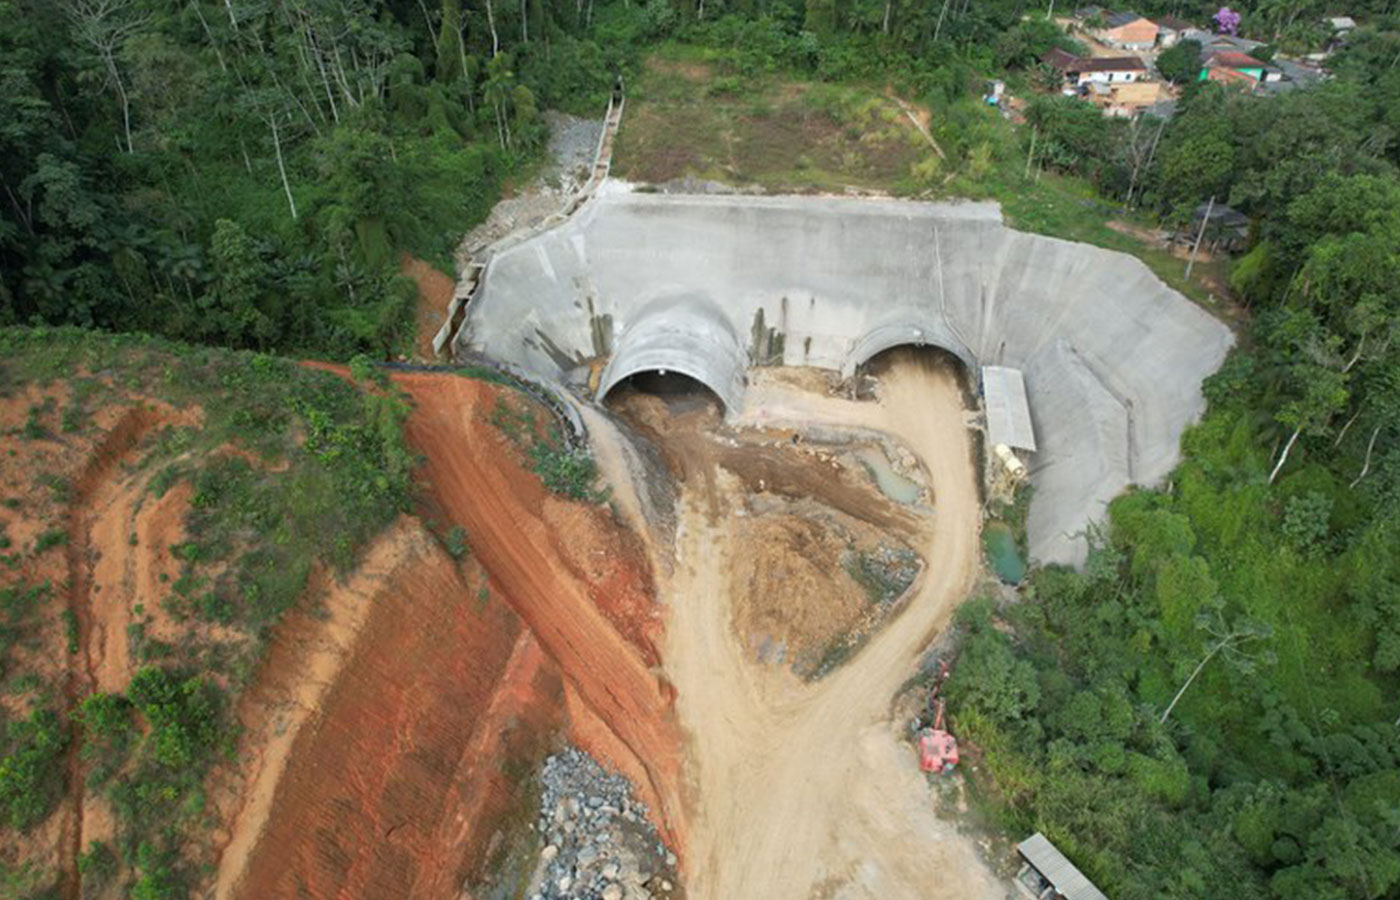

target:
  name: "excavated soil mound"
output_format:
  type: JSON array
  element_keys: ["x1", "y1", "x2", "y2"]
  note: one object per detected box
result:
[{"x1": 729, "y1": 510, "x2": 918, "y2": 678}]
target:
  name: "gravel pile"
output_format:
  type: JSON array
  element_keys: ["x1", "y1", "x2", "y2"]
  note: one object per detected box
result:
[
  {"x1": 544, "y1": 111, "x2": 605, "y2": 191},
  {"x1": 456, "y1": 112, "x2": 604, "y2": 263},
  {"x1": 527, "y1": 747, "x2": 680, "y2": 900}
]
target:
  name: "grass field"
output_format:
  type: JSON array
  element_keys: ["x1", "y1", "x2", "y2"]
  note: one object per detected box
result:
[
  {"x1": 614, "y1": 45, "x2": 1235, "y2": 316},
  {"x1": 613, "y1": 49, "x2": 931, "y2": 194}
]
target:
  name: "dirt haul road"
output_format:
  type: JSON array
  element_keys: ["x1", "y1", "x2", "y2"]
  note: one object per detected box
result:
[{"x1": 661, "y1": 356, "x2": 1003, "y2": 900}]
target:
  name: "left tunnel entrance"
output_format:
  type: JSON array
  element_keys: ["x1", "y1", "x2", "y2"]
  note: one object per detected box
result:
[
  {"x1": 604, "y1": 369, "x2": 725, "y2": 430},
  {"x1": 595, "y1": 294, "x2": 748, "y2": 414}
]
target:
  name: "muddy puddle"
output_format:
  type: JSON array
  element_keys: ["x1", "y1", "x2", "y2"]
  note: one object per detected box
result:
[{"x1": 850, "y1": 445, "x2": 924, "y2": 505}]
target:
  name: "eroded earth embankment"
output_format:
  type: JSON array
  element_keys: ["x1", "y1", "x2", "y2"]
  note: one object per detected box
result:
[
  {"x1": 0, "y1": 347, "x2": 683, "y2": 900},
  {"x1": 223, "y1": 371, "x2": 685, "y2": 899}
]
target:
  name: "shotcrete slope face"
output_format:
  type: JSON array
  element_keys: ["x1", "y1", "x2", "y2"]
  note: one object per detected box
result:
[{"x1": 460, "y1": 190, "x2": 1234, "y2": 565}]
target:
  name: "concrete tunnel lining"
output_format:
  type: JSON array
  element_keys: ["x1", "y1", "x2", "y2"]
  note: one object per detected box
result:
[
  {"x1": 597, "y1": 293, "x2": 748, "y2": 411},
  {"x1": 843, "y1": 321, "x2": 977, "y2": 379},
  {"x1": 458, "y1": 189, "x2": 1235, "y2": 567}
]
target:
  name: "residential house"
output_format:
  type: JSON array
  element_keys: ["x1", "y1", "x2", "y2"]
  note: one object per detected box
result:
[
  {"x1": 1153, "y1": 15, "x2": 1193, "y2": 47},
  {"x1": 1201, "y1": 50, "x2": 1267, "y2": 83},
  {"x1": 1098, "y1": 11, "x2": 1159, "y2": 50},
  {"x1": 1183, "y1": 29, "x2": 1266, "y2": 54},
  {"x1": 1271, "y1": 56, "x2": 1325, "y2": 88},
  {"x1": 1040, "y1": 47, "x2": 1083, "y2": 89},
  {"x1": 1072, "y1": 56, "x2": 1149, "y2": 85}
]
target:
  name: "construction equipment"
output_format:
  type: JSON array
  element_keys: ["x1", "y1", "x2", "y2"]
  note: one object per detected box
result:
[
  {"x1": 919, "y1": 701, "x2": 960, "y2": 774},
  {"x1": 917, "y1": 661, "x2": 960, "y2": 775}
]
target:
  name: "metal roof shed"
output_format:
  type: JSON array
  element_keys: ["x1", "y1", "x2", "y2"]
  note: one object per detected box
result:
[
  {"x1": 1017, "y1": 833, "x2": 1108, "y2": 900},
  {"x1": 982, "y1": 366, "x2": 1037, "y2": 453}
]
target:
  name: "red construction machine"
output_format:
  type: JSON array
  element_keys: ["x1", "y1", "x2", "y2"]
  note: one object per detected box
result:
[{"x1": 917, "y1": 661, "x2": 960, "y2": 775}]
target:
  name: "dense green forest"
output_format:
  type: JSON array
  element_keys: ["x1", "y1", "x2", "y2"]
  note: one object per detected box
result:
[
  {"x1": 1, "y1": 0, "x2": 1398, "y2": 897},
  {"x1": 0, "y1": 0, "x2": 647, "y2": 357}
]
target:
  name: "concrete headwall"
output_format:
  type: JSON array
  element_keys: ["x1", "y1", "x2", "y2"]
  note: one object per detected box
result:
[{"x1": 457, "y1": 187, "x2": 1234, "y2": 566}]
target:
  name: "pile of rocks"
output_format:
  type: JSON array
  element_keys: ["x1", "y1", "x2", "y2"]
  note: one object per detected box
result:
[{"x1": 527, "y1": 747, "x2": 680, "y2": 900}]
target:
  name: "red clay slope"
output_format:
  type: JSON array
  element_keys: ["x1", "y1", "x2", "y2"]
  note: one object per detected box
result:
[
  {"x1": 394, "y1": 372, "x2": 685, "y2": 847},
  {"x1": 230, "y1": 532, "x2": 560, "y2": 899}
]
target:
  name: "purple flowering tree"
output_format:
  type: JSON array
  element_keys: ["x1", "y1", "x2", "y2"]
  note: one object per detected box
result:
[{"x1": 1213, "y1": 6, "x2": 1241, "y2": 34}]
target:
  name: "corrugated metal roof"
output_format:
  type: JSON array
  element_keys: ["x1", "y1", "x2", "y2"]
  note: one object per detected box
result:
[
  {"x1": 982, "y1": 366, "x2": 1037, "y2": 453},
  {"x1": 1018, "y1": 833, "x2": 1109, "y2": 900},
  {"x1": 1105, "y1": 10, "x2": 1145, "y2": 27}
]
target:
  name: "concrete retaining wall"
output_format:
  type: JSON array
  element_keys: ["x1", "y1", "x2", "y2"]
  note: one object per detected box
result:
[{"x1": 457, "y1": 187, "x2": 1234, "y2": 566}]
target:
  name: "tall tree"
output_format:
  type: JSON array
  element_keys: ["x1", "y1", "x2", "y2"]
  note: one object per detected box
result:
[{"x1": 61, "y1": 0, "x2": 148, "y2": 152}]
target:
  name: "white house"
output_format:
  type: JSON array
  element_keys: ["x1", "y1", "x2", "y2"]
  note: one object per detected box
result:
[{"x1": 1072, "y1": 56, "x2": 1149, "y2": 84}]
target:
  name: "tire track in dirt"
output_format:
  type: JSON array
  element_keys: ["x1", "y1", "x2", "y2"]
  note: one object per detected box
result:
[{"x1": 393, "y1": 372, "x2": 687, "y2": 849}]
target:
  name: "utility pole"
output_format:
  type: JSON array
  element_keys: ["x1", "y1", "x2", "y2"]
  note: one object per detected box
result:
[
  {"x1": 1024, "y1": 125, "x2": 1038, "y2": 180},
  {"x1": 1184, "y1": 194, "x2": 1214, "y2": 280}
]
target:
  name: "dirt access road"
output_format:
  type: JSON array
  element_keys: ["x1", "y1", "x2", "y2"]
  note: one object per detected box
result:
[{"x1": 658, "y1": 356, "x2": 1004, "y2": 900}]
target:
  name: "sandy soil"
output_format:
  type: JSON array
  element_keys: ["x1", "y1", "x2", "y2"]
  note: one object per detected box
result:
[
  {"x1": 728, "y1": 508, "x2": 913, "y2": 676},
  {"x1": 657, "y1": 353, "x2": 1003, "y2": 900}
]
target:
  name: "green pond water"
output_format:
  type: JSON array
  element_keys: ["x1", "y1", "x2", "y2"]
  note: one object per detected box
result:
[{"x1": 983, "y1": 521, "x2": 1026, "y2": 584}]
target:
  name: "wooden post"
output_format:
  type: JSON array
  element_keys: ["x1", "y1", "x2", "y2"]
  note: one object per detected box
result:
[{"x1": 1185, "y1": 195, "x2": 1214, "y2": 280}]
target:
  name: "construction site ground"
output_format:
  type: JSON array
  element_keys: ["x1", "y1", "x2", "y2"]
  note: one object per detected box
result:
[
  {"x1": 600, "y1": 351, "x2": 1005, "y2": 900},
  {"x1": 1, "y1": 320, "x2": 1011, "y2": 900},
  {"x1": 4, "y1": 92, "x2": 1031, "y2": 895}
]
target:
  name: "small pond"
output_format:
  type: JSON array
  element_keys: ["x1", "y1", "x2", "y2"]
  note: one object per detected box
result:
[
  {"x1": 983, "y1": 520, "x2": 1026, "y2": 584},
  {"x1": 853, "y1": 446, "x2": 922, "y2": 505}
]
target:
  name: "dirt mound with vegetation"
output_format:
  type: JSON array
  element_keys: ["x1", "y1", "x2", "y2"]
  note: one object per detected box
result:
[
  {"x1": 0, "y1": 329, "x2": 677, "y2": 900},
  {"x1": 0, "y1": 330, "x2": 418, "y2": 898}
]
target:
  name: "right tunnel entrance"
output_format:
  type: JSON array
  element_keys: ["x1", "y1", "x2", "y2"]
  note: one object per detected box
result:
[{"x1": 855, "y1": 344, "x2": 976, "y2": 408}]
